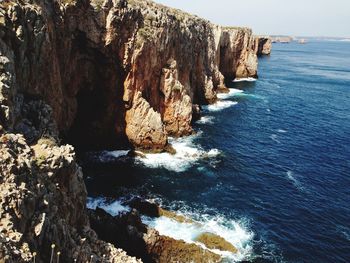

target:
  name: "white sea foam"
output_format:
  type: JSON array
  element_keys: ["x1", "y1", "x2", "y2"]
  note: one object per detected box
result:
[
  {"x1": 204, "y1": 101, "x2": 238, "y2": 112},
  {"x1": 87, "y1": 197, "x2": 130, "y2": 216},
  {"x1": 142, "y1": 212, "x2": 253, "y2": 262},
  {"x1": 337, "y1": 226, "x2": 350, "y2": 241},
  {"x1": 277, "y1": 129, "x2": 287, "y2": 133},
  {"x1": 217, "y1": 88, "x2": 244, "y2": 99},
  {"x1": 270, "y1": 134, "x2": 280, "y2": 143},
  {"x1": 136, "y1": 134, "x2": 221, "y2": 172},
  {"x1": 96, "y1": 150, "x2": 130, "y2": 162},
  {"x1": 233, "y1": 77, "x2": 257, "y2": 82},
  {"x1": 286, "y1": 171, "x2": 304, "y2": 191},
  {"x1": 107, "y1": 150, "x2": 130, "y2": 158},
  {"x1": 196, "y1": 116, "x2": 215, "y2": 124}
]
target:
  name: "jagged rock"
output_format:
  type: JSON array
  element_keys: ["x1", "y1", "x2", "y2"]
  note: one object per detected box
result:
[
  {"x1": 0, "y1": 133, "x2": 140, "y2": 263},
  {"x1": 252, "y1": 36, "x2": 272, "y2": 56},
  {"x1": 144, "y1": 228, "x2": 222, "y2": 263},
  {"x1": 0, "y1": 0, "x2": 268, "y2": 261},
  {"x1": 128, "y1": 198, "x2": 193, "y2": 224},
  {"x1": 0, "y1": 0, "x2": 260, "y2": 152},
  {"x1": 125, "y1": 91, "x2": 167, "y2": 151},
  {"x1": 88, "y1": 207, "x2": 222, "y2": 263}
]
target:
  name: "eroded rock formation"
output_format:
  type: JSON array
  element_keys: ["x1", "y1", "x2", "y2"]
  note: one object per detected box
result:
[
  {"x1": 252, "y1": 36, "x2": 272, "y2": 56},
  {"x1": 88, "y1": 207, "x2": 222, "y2": 263},
  {"x1": 0, "y1": 0, "x2": 268, "y2": 261},
  {"x1": 0, "y1": 0, "x2": 259, "y2": 152},
  {"x1": 0, "y1": 134, "x2": 140, "y2": 262}
]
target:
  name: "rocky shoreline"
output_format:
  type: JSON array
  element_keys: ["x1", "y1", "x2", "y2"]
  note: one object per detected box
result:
[{"x1": 0, "y1": 0, "x2": 271, "y2": 262}]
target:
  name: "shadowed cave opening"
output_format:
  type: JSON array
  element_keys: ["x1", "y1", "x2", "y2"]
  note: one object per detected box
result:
[{"x1": 62, "y1": 32, "x2": 130, "y2": 152}]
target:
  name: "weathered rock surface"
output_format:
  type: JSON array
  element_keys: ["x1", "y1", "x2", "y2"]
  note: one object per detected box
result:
[
  {"x1": 252, "y1": 36, "x2": 272, "y2": 56},
  {"x1": 0, "y1": 0, "x2": 268, "y2": 261},
  {"x1": 195, "y1": 232, "x2": 238, "y2": 254},
  {"x1": 0, "y1": 133, "x2": 140, "y2": 262},
  {"x1": 88, "y1": 207, "x2": 222, "y2": 263},
  {"x1": 0, "y1": 0, "x2": 259, "y2": 151}
]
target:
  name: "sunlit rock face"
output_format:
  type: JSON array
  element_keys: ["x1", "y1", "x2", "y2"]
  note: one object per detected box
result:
[
  {"x1": 0, "y1": 0, "x2": 262, "y2": 261},
  {"x1": 252, "y1": 36, "x2": 272, "y2": 56},
  {"x1": 0, "y1": 0, "x2": 258, "y2": 152}
]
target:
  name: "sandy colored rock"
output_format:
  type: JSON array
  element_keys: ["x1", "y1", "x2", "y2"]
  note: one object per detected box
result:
[
  {"x1": 195, "y1": 232, "x2": 238, "y2": 254},
  {"x1": 252, "y1": 36, "x2": 272, "y2": 56},
  {"x1": 0, "y1": 0, "x2": 267, "y2": 261},
  {"x1": 144, "y1": 228, "x2": 222, "y2": 263},
  {"x1": 125, "y1": 91, "x2": 167, "y2": 151},
  {"x1": 89, "y1": 208, "x2": 222, "y2": 263},
  {"x1": 0, "y1": 0, "x2": 260, "y2": 151}
]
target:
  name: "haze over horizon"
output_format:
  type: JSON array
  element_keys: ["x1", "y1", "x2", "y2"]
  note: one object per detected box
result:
[{"x1": 153, "y1": 0, "x2": 350, "y2": 38}]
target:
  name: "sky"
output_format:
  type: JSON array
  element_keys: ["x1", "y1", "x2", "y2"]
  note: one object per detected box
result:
[{"x1": 153, "y1": 0, "x2": 350, "y2": 38}]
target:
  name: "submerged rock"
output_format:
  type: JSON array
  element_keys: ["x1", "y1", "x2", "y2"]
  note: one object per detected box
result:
[
  {"x1": 127, "y1": 198, "x2": 192, "y2": 223},
  {"x1": 88, "y1": 207, "x2": 222, "y2": 263},
  {"x1": 195, "y1": 232, "x2": 238, "y2": 254}
]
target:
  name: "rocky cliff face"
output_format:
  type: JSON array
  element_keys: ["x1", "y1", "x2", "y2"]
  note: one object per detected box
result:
[
  {"x1": 252, "y1": 36, "x2": 272, "y2": 56},
  {"x1": 0, "y1": 0, "x2": 265, "y2": 261},
  {"x1": 0, "y1": 133, "x2": 140, "y2": 262},
  {"x1": 0, "y1": 0, "x2": 258, "y2": 152}
]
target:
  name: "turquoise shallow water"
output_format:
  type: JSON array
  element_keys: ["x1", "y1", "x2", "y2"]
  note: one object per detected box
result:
[{"x1": 84, "y1": 40, "x2": 350, "y2": 262}]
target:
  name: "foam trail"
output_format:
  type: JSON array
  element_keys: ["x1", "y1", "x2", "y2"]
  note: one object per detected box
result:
[
  {"x1": 233, "y1": 77, "x2": 257, "y2": 82},
  {"x1": 204, "y1": 101, "x2": 237, "y2": 112},
  {"x1": 337, "y1": 226, "x2": 350, "y2": 241},
  {"x1": 87, "y1": 197, "x2": 130, "y2": 216},
  {"x1": 136, "y1": 134, "x2": 221, "y2": 172},
  {"x1": 270, "y1": 134, "x2": 280, "y2": 143},
  {"x1": 286, "y1": 171, "x2": 304, "y2": 191},
  {"x1": 217, "y1": 88, "x2": 244, "y2": 99},
  {"x1": 277, "y1": 129, "x2": 287, "y2": 133}
]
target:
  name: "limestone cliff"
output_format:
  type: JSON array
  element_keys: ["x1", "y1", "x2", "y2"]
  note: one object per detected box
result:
[
  {"x1": 0, "y1": 0, "x2": 266, "y2": 261},
  {"x1": 0, "y1": 0, "x2": 258, "y2": 152},
  {"x1": 0, "y1": 133, "x2": 140, "y2": 262},
  {"x1": 252, "y1": 36, "x2": 272, "y2": 56}
]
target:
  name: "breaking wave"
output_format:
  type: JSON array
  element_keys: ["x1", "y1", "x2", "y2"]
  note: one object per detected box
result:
[
  {"x1": 203, "y1": 101, "x2": 238, "y2": 112},
  {"x1": 87, "y1": 197, "x2": 130, "y2": 216},
  {"x1": 142, "y1": 207, "x2": 254, "y2": 262},
  {"x1": 196, "y1": 116, "x2": 215, "y2": 124},
  {"x1": 136, "y1": 133, "x2": 221, "y2": 172},
  {"x1": 233, "y1": 77, "x2": 257, "y2": 82},
  {"x1": 217, "y1": 89, "x2": 244, "y2": 99}
]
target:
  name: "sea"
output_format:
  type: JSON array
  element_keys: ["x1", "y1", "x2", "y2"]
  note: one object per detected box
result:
[{"x1": 84, "y1": 40, "x2": 350, "y2": 262}]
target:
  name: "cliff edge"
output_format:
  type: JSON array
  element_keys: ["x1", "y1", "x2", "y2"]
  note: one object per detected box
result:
[
  {"x1": 0, "y1": 0, "x2": 268, "y2": 262},
  {"x1": 1, "y1": 0, "x2": 259, "y2": 152}
]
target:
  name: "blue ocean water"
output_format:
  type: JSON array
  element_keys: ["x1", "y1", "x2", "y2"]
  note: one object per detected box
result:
[{"x1": 85, "y1": 41, "x2": 350, "y2": 262}]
